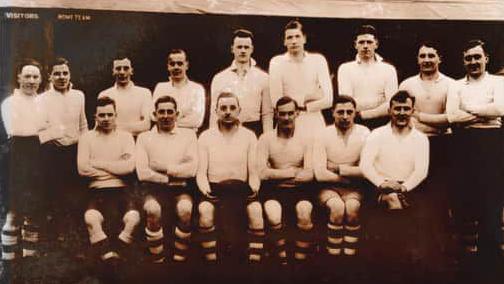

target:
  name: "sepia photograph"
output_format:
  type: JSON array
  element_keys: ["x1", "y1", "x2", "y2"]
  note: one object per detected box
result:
[{"x1": 0, "y1": 0, "x2": 504, "y2": 283}]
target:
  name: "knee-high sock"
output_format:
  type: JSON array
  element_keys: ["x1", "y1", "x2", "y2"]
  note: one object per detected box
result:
[
  {"x1": 199, "y1": 226, "x2": 218, "y2": 264},
  {"x1": 21, "y1": 219, "x2": 40, "y2": 258},
  {"x1": 248, "y1": 228, "x2": 265, "y2": 264},
  {"x1": 269, "y1": 223, "x2": 288, "y2": 265},
  {"x1": 173, "y1": 226, "x2": 191, "y2": 262},
  {"x1": 1, "y1": 220, "x2": 20, "y2": 261},
  {"x1": 326, "y1": 223, "x2": 343, "y2": 257},
  {"x1": 145, "y1": 227, "x2": 165, "y2": 263},
  {"x1": 118, "y1": 210, "x2": 140, "y2": 245},
  {"x1": 343, "y1": 224, "x2": 361, "y2": 256},
  {"x1": 294, "y1": 225, "x2": 315, "y2": 262}
]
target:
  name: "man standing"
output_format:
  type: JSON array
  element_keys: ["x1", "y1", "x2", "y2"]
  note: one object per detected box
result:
[
  {"x1": 196, "y1": 92, "x2": 264, "y2": 267},
  {"x1": 136, "y1": 95, "x2": 197, "y2": 264},
  {"x1": 98, "y1": 57, "x2": 152, "y2": 137},
  {"x1": 39, "y1": 57, "x2": 89, "y2": 243},
  {"x1": 313, "y1": 96, "x2": 369, "y2": 265},
  {"x1": 360, "y1": 91, "x2": 429, "y2": 282},
  {"x1": 269, "y1": 20, "x2": 333, "y2": 140},
  {"x1": 257, "y1": 96, "x2": 314, "y2": 267},
  {"x1": 1, "y1": 60, "x2": 47, "y2": 268},
  {"x1": 153, "y1": 49, "x2": 205, "y2": 131},
  {"x1": 78, "y1": 97, "x2": 139, "y2": 266},
  {"x1": 210, "y1": 29, "x2": 273, "y2": 136},
  {"x1": 446, "y1": 39, "x2": 504, "y2": 264},
  {"x1": 338, "y1": 25, "x2": 398, "y2": 129}
]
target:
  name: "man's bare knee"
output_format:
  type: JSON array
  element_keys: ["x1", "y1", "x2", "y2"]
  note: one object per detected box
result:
[
  {"x1": 327, "y1": 197, "x2": 345, "y2": 224},
  {"x1": 247, "y1": 201, "x2": 264, "y2": 230},
  {"x1": 176, "y1": 198, "x2": 193, "y2": 225},
  {"x1": 345, "y1": 199, "x2": 361, "y2": 224},
  {"x1": 296, "y1": 200, "x2": 313, "y2": 228},
  {"x1": 198, "y1": 201, "x2": 215, "y2": 228},
  {"x1": 264, "y1": 200, "x2": 282, "y2": 226}
]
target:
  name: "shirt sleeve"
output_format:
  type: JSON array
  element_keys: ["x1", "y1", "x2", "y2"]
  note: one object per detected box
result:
[
  {"x1": 359, "y1": 132, "x2": 387, "y2": 187},
  {"x1": 467, "y1": 77, "x2": 504, "y2": 117},
  {"x1": 209, "y1": 76, "x2": 219, "y2": 129},
  {"x1": 269, "y1": 56, "x2": 283, "y2": 107},
  {"x1": 247, "y1": 132, "x2": 260, "y2": 192},
  {"x1": 196, "y1": 132, "x2": 211, "y2": 194},
  {"x1": 170, "y1": 131, "x2": 198, "y2": 178},
  {"x1": 337, "y1": 63, "x2": 353, "y2": 97},
  {"x1": 260, "y1": 75, "x2": 274, "y2": 133},
  {"x1": 77, "y1": 132, "x2": 110, "y2": 178},
  {"x1": 79, "y1": 91, "x2": 89, "y2": 134},
  {"x1": 180, "y1": 83, "x2": 205, "y2": 129},
  {"x1": 97, "y1": 133, "x2": 136, "y2": 175},
  {"x1": 402, "y1": 133, "x2": 430, "y2": 191},
  {"x1": 306, "y1": 55, "x2": 333, "y2": 113},
  {"x1": 135, "y1": 133, "x2": 169, "y2": 184}
]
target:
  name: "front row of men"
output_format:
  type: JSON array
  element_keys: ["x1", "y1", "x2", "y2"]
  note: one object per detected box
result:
[{"x1": 74, "y1": 90, "x2": 428, "y2": 270}]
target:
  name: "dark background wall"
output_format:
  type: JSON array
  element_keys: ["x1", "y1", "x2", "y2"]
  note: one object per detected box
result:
[{"x1": 1, "y1": 7, "x2": 504, "y2": 134}]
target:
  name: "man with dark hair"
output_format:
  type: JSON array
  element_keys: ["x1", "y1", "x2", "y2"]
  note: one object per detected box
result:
[
  {"x1": 197, "y1": 92, "x2": 264, "y2": 269},
  {"x1": 257, "y1": 96, "x2": 314, "y2": 268},
  {"x1": 313, "y1": 95, "x2": 370, "y2": 268},
  {"x1": 269, "y1": 20, "x2": 333, "y2": 141},
  {"x1": 136, "y1": 95, "x2": 197, "y2": 264},
  {"x1": 446, "y1": 39, "x2": 504, "y2": 264},
  {"x1": 210, "y1": 29, "x2": 273, "y2": 136},
  {"x1": 1, "y1": 59, "x2": 46, "y2": 269},
  {"x1": 153, "y1": 49, "x2": 205, "y2": 131},
  {"x1": 98, "y1": 57, "x2": 153, "y2": 137},
  {"x1": 39, "y1": 56, "x2": 89, "y2": 244},
  {"x1": 338, "y1": 24, "x2": 398, "y2": 129},
  {"x1": 360, "y1": 90, "x2": 429, "y2": 282},
  {"x1": 78, "y1": 96, "x2": 139, "y2": 268}
]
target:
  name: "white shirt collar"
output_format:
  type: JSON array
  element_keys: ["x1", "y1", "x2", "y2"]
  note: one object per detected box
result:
[{"x1": 356, "y1": 53, "x2": 383, "y2": 64}]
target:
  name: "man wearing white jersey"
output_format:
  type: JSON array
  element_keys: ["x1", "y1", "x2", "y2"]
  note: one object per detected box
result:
[
  {"x1": 269, "y1": 20, "x2": 333, "y2": 140},
  {"x1": 258, "y1": 96, "x2": 314, "y2": 267},
  {"x1": 338, "y1": 25, "x2": 398, "y2": 129},
  {"x1": 1, "y1": 60, "x2": 47, "y2": 270},
  {"x1": 39, "y1": 57, "x2": 89, "y2": 243},
  {"x1": 98, "y1": 57, "x2": 152, "y2": 137},
  {"x1": 153, "y1": 49, "x2": 205, "y2": 131},
  {"x1": 197, "y1": 92, "x2": 264, "y2": 267},
  {"x1": 360, "y1": 91, "x2": 429, "y2": 281},
  {"x1": 210, "y1": 29, "x2": 273, "y2": 137},
  {"x1": 136, "y1": 95, "x2": 197, "y2": 264},
  {"x1": 446, "y1": 39, "x2": 504, "y2": 262},
  {"x1": 313, "y1": 95, "x2": 369, "y2": 263},
  {"x1": 78, "y1": 97, "x2": 139, "y2": 268}
]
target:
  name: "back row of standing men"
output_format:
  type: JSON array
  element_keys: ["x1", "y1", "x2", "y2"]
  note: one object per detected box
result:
[{"x1": 1, "y1": 20, "x2": 504, "y2": 280}]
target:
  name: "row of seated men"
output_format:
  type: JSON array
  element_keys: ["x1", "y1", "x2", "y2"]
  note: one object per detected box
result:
[{"x1": 1, "y1": 19, "x2": 504, "y2": 281}]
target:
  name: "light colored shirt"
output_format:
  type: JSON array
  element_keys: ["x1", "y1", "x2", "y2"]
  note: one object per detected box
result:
[
  {"x1": 39, "y1": 86, "x2": 88, "y2": 145},
  {"x1": 257, "y1": 129, "x2": 312, "y2": 180},
  {"x1": 136, "y1": 126, "x2": 197, "y2": 184},
  {"x1": 210, "y1": 59, "x2": 273, "y2": 131},
  {"x1": 446, "y1": 72, "x2": 504, "y2": 129},
  {"x1": 152, "y1": 79, "x2": 205, "y2": 130},
  {"x1": 360, "y1": 124, "x2": 429, "y2": 191},
  {"x1": 98, "y1": 82, "x2": 153, "y2": 136},
  {"x1": 77, "y1": 129, "x2": 135, "y2": 189},
  {"x1": 197, "y1": 126, "x2": 259, "y2": 192},
  {"x1": 337, "y1": 54, "x2": 398, "y2": 118},
  {"x1": 1, "y1": 89, "x2": 46, "y2": 139},
  {"x1": 399, "y1": 73, "x2": 454, "y2": 135},
  {"x1": 314, "y1": 124, "x2": 370, "y2": 182},
  {"x1": 269, "y1": 52, "x2": 333, "y2": 139}
]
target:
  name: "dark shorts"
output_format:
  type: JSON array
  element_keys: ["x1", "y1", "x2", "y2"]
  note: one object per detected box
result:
[{"x1": 5, "y1": 136, "x2": 45, "y2": 217}]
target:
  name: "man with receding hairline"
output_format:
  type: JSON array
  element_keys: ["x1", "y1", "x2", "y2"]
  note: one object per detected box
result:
[{"x1": 211, "y1": 29, "x2": 273, "y2": 136}]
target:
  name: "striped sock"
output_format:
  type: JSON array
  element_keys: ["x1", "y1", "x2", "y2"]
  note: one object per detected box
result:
[
  {"x1": 294, "y1": 225, "x2": 315, "y2": 262},
  {"x1": 21, "y1": 219, "x2": 40, "y2": 258},
  {"x1": 326, "y1": 223, "x2": 343, "y2": 257},
  {"x1": 461, "y1": 220, "x2": 478, "y2": 254},
  {"x1": 1, "y1": 223, "x2": 20, "y2": 261},
  {"x1": 269, "y1": 224, "x2": 288, "y2": 265},
  {"x1": 145, "y1": 227, "x2": 165, "y2": 263},
  {"x1": 199, "y1": 226, "x2": 218, "y2": 264},
  {"x1": 92, "y1": 238, "x2": 118, "y2": 261},
  {"x1": 173, "y1": 226, "x2": 191, "y2": 262},
  {"x1": 248, "y1": 228, "x2": 265, "y2": 264},
  {"x1": 343, "y1": 224, "x2": 361, "y2": 256}
]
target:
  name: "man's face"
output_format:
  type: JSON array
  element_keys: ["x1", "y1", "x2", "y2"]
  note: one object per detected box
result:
[
  {"x1": 17, "y1": 65, "x2": 41, "y2": 95},
  {"x1": 284, "y1": 28, "x2": 306, "y2": 54},
  {"x1": 354, "y1": 34, "x2": 378, "y2": 60},
  {"x1": 463, "y1": 45, "x2": 488, "y2": 79},
  {"x1": 95, "y1": 104, "x2": 116, "y2": 132},
  {"x1": 216, "y1": 96, "x2": 240, "y2": 125},
  {"x1": 232, "y1": 37, "x2": 254, "y2": 64},
  {"x1": 418, "y1": 46, "x2": 441, "y2": 76},
  {"x1": 390, "y1": 99, "x2": 414, "y2": 128},
  {"x1": 276, "y1": 101, "x2": 298, "y2": 130},
  {"x1": 333, "y1": 102, "x2": 356, "y2": 131},
  {"x1": 50, "y1": 64, "x2": 71, "y2": 92},
  {"x1": 155, "y1": 102, "x2": 178, "y2": 132},
  {"x1": 167, "y1": 53, "x2": 188, "y2": 81},
  {"x1": 112, "y1": 59, "x2": 133, "y2": 86}
]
